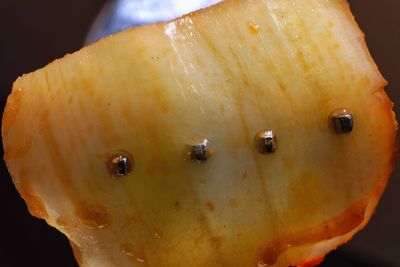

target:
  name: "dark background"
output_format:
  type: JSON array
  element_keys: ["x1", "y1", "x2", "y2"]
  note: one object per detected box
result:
[{"x1": 0, "y1": 1, "x2": 399, "y2": 266}]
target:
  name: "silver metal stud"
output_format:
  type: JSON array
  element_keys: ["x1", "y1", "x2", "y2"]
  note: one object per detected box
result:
[
  {"x1": 108, "y1": 153, "x2": 133, "y2": 178},
  {"x1": 330, "y1": 108, "x2": 353, "y2": 134},
  {"x1": 187, "y1": 139, "x2": 214, "y2": 163},
  {"x1": 255, "y1": 130, "x2": 277, "y2": 154}
]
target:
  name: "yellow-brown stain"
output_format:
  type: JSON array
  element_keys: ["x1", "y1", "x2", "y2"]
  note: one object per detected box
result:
[
  {"x1": 296, "y1": 51, "x2": 311, "y2": 72},
  {"x1": 39, "y1": 110, "x2": 81, "y2": 210},
  {"x1": 67, "y1": 133, "x2": 77, "y2": 153},
  {"x1": 241, "y1": 170, "x2": 248, "y2": 180},
  {"x1": 122, "y1": 215, "x2": 140, "y2": 229},
  {"x1": 2, "y1": 88, "x2": 23, "y2": 136},
  {"x1": 248, "y1": 22, "x2": 260, "y2": 34},
  {"x1": 277, "y1": 81, "x2": 293, "y2": 103},
  {"x1": 75, "y1": 202, "x2": 112, "y2": 229},
  {"x1": 121, "y1": 104, "x2": 137, "y2": 125},
  {"x1": 67, "y1": 94, "x2": 73, "y2": 105},
  {"x1": 316, "y1": 95, "x2": 333, "y2": 110},
  {"x1": 256, "y1": 201, "x2": 367, "y2": 265},
  {"x1": 210, "y1": 236, "x2": 224, "y2": 249},
  {"x1": 153, "y1": 87, "x2": 170, "y2": 114},
  {"x1": 287, "y1": 170, "x2": 328, "y2": 216},
  {"x1": 205, "y1": 202, "x2": 215, "y2": 211},
  {"x1": 278, "y1": 81, "x2": 287, "y2": 95},
  {"x1": 333, "y1": 42, "x2": 341, "y2": 50},
  {"x1": 77, "y1": 98, "x2": 87, "y2": 117},
  {"x1": 97, "y1": 107, "x2": 123, "y2": 146},
  {"x1": 229, "y1": 199, "x2": 239, "y2": 208},
  {"x1": 81, "y1": 78, "x2": 96, "y2": 98},
  {"x1": 173, "y1": 201, "x2": 180, "y2": 211}
]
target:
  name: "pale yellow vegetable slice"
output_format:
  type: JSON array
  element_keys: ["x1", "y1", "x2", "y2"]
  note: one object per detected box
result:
[{"x1": 2, "y1": 0, "x2": 397, "y2": 266}]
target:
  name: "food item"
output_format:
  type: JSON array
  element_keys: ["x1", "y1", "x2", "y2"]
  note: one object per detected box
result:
[{"x1": 2, "y1": 0, "x2": 397, "y2": 266}]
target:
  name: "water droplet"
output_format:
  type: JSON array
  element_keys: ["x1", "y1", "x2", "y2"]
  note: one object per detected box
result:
[
  {"x1": 121, "y1": 243, "x2": 133, "y2": 256},
  {"x1": 136, "y1": 257, "x2": 145, "y2": 263},
  {"x1": 154, "y1": 230, "x2": 162, "y2": 239}
]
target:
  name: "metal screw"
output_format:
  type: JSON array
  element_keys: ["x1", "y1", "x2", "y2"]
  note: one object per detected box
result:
[
  {"x1": 330, "y1": 108, "x2": 353, "y2": 134},
  {"x1": 255, "y1": 130, "x2": 277, "y2": 154},
  {"x1": 108, "y1": 154, "x2": 133, "y2": 178},
  {"x1": 187, "y1": 139, "x2": 214, "y2": 163}
]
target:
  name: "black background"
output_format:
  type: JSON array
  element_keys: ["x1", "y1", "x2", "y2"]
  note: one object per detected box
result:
[{"x1": 0, "y1": 1, "x2": 399, "y2": 266}]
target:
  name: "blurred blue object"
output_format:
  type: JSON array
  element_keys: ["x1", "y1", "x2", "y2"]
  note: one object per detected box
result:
[{"x1": 85, "y1": 0, "x2": 222, "y2": 44}]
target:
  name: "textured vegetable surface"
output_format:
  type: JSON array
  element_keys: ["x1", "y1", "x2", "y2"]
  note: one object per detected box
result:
[{"x1": 2, "y1": 0, "x2": 397, "y2": 266}]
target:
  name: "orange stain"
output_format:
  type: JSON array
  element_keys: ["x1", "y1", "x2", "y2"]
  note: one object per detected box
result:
[
  {"x1": 75, "y1": 202, "x2": 112, "y2": 229},
  {"x1": 14, "y1": 136, "x2": 33, "y2": 158},
  {"x1": 256, "y1": 200, "x2": 367, "y2": 265},
  {"x1": 56, "y1": 216, "x2": 69, "y2": 227},
  {"x1": 205, "y1": 202, "x2": 215, "y2": 211},
  {"x1": 298, "y1": 256, "x2": 325, "y2": 267},
  {"x1": 241, "y1": 170, "x2": 248, "y2": 180},
  {"x1": 19, "y1": 189, "x2": 49, "y2": 220},
  {"x1": 13, "y1": 168, "x2": 48, "y2": 220},
  {"x1": 210, "y1": 236, "x2": 224, "y2": 249}
]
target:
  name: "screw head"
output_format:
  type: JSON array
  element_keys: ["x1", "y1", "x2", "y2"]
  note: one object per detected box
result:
[
  {"x1": 255, "y1": 130, "x2": 277, "y2": 154},
  {"x1": 187, "y1": 139, "x2": 214, "y2": 163},
  {"x1": 330, "y1": 108, "x2": 353, "y2": 134},
  {"x1": 108, "y1": 153, "x2": 133, "y2": 178}
]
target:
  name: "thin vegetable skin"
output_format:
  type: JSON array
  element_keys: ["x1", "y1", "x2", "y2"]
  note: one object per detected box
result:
[{"x1": 2, "y1": 0, "x2": 397, "y2": 266}]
